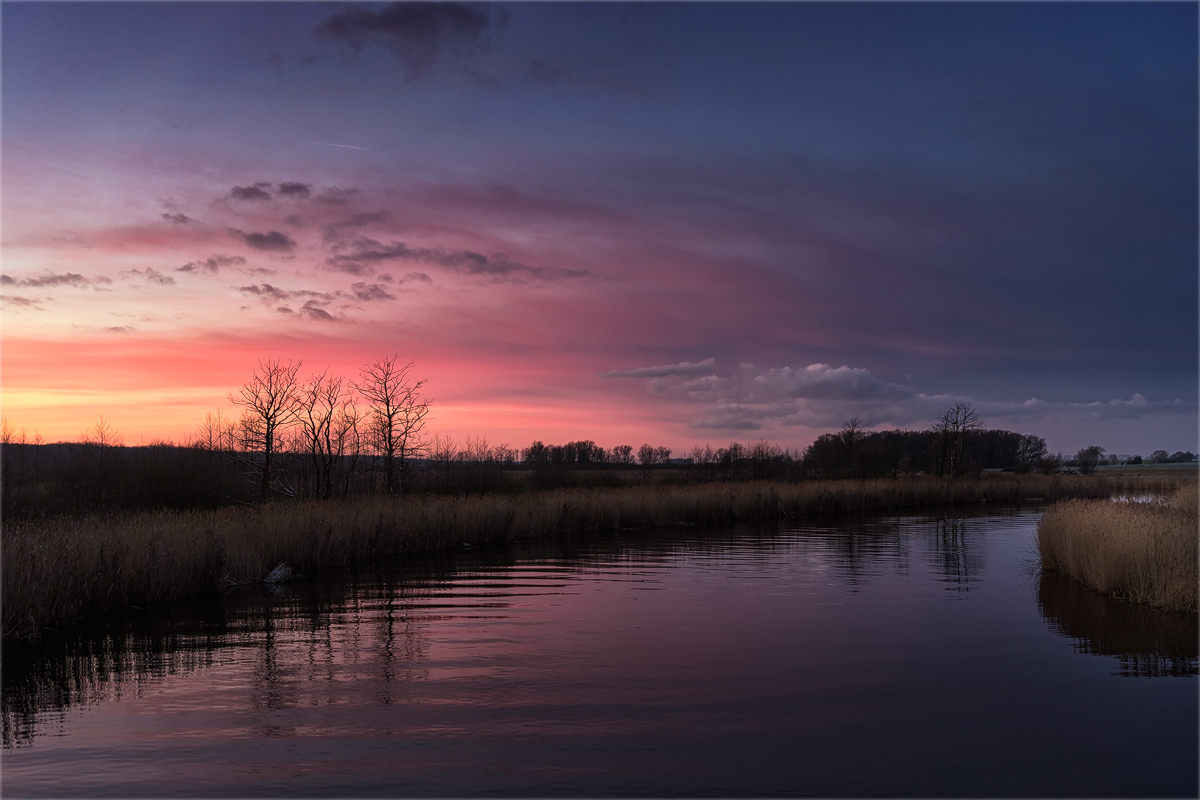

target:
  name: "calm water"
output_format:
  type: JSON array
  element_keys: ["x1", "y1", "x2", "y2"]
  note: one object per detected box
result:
[{"x1": 3, "y1": 508, "x2": 1197, "y2": 797}]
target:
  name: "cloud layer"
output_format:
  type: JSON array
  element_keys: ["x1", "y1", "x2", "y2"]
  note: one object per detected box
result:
[{"x1": 607, "y1": 359, "x2": 1195, "y2": 435}]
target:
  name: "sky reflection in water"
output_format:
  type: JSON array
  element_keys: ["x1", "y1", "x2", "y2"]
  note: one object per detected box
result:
[{"x1": 3, "y1": 509, "x2": 1196, "y2": 797}]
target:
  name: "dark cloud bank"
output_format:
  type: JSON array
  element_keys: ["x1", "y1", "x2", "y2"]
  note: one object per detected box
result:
[{"x1": 316, "y1": 2, "x2": 507, "y2": 81}]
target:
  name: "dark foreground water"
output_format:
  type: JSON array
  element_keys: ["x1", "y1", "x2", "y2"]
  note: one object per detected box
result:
[{"x1": 3, "y1": 508, "x2": 1197, "y2": 797}]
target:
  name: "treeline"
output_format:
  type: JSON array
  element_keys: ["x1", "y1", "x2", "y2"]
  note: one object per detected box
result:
[
  {"x1": 4, "y1": 361, "x2": 1153, "y2": 523},
  {"x1": 3, "y1": 420, "x2": 1056, "y2": 522},
  {"x1": 1130, "y1": 450, "x2": 1196, "y2": 465},
  {"x1": 800, "y1": 427, "x2": 1057, "y2": 479}
]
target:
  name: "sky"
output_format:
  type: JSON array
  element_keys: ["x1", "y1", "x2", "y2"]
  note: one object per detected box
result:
[{"x1": 2, "y1": 1, "x2": 1196, "y2": 456}]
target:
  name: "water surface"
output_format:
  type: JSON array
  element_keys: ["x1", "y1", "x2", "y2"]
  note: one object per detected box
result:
[{"x1": 3, "y1": 508, "x2": 1196, "y2": 796}]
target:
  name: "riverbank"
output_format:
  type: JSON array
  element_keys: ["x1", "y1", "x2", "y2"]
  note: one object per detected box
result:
[
  {"x1": 1037, "y1": 483, "x2": 1198, "y2": 614},
  {"x1": 3, "y1": 473, "x2": 1185, "y2": 638}
]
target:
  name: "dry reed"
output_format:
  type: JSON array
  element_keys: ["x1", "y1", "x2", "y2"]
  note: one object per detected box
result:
[
  {"x1": 1038, "y1": 483, "x2": 1199, "y2": 614},
  {"x1": 3, "y1": 473, "x2": 1187, "y2": 637}
]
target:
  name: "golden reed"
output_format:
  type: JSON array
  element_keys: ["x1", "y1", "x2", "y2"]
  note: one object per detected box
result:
[
  {"x1": 1038, "y1": 482, "x2": 1198, "y2": 614},
  {"x1": 3, "y1": 473, "x2": 1185, "y2": 637}
]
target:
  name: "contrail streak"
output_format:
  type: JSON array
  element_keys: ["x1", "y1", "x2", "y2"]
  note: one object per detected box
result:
[{"x1": 301, "y1": 140, "x2": 369, "y2": 150}]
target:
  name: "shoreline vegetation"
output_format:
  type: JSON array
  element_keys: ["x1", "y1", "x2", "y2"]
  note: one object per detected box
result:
[
  {"x1": 3, "y1": 473, "x2": 1189, "y2": 639},
  {"x1": 1038, "y1": 483, "x2": 1199, "y2": 615}
]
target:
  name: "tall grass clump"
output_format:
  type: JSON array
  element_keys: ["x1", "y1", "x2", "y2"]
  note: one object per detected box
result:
[
  {"x1": 3, "y1": 473, "x2": 1187, "y2": 637},
  {"x1": 1038, "y1": 483, "x2": 1198, "y2": 614}
]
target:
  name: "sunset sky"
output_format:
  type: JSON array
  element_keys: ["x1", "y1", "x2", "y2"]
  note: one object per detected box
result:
[{"x1": 2, "y1": 2, "x2": 1196, "y2": 456}]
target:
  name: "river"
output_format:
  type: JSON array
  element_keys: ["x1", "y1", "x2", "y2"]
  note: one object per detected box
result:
[{"x1": 3, "y1": 506, "x2": 1196, "y2": 796}]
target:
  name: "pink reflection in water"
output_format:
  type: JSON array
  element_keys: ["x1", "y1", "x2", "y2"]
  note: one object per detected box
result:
[{"x1": 3, "y1": 511, "x2": 1196, "y2": 797}]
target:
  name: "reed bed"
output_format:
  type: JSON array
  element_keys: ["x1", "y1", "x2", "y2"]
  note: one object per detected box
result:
[
  {"x1": 1038, "y1": 483, "x2": 1198, "y2": 614},
  {"x1": 3, "y1": 473, "x2": 1185, "y2": 638}
]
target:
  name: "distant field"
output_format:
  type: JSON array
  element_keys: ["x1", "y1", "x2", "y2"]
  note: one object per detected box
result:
[{"x1": 1095, "y1": 463, "x2": 1199, "y2": 473}]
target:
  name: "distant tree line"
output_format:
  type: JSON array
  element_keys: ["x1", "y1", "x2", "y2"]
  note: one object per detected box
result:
[
  {"x1": 1063, "y1": 446, "x2": 1197, "y2": 475},
  {"x1": 4, "y1": 392, "x2": 1190, "y2": 522},
  {"x1": 799, "y1": 423, "x2": 1057, "y2": 480}
]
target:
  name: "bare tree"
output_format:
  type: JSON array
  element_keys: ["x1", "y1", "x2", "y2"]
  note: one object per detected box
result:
[
  {"x1": 190, "y1": 409, "x2": 236, "y2": 457},
  {"x1": 230, "y1": 357, "x2": 303, "y2": 501},
  {"x1": 932, "y1": 402, "x2": 983, "y2": 477},
  {"x1": 81, "y1": 415, "x2": 124, "y2": 505},
  {"x1": 297, "y1": 369, "x2": 359, "y2": 499},
  {"x1": 330, "y1": 395, "x2": 362, "y2": 497},
  {"x1": 1, "y1": 417, "x2": 44, "y2": 495},
  {"x1": 354, "y1": 354, "x2": 430, "y2": 495},
  {"x1": 839, "y1": 418, "x2": 867, "y2": 477}
]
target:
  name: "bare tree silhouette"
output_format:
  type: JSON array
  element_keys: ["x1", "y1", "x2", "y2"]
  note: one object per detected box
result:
[
  {"x1": 230, "y1": 358, "x2": 303, "y2": 501},
  {"x1": 190, "y1": 409, "x2": 236, "y2": 457},
  {"x1": 354, "y1": 354, "x2": 430, "y2": 495},
  {"x1": 933, "y1": 402, "x2": 983, "y2": 477},
  {"x1": 298, "y1": 370, "x2": 355, "y2": 499},
  {"x1": 81, "y1": 415, "x2": 124, "y2": 505}
]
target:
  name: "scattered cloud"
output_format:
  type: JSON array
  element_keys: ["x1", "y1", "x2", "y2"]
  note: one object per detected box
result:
[
  {"x1": 277, "y1": 182, "x2": 312, "y2": 198},
  {"x1": 349, "y1": 282, "x2": 396, "y2": 301},
  {"x1": 322, "y1": 210, "x2": 392, "y2": 244},
  {"x1": 325, "y1": 237, "x2": 592, "y2": 281},
  {"x1": 299, "y1": 300, "x2": 336, "y2": 321},
  {"x1": 1, "y1": 272, "x2": 111, "y2": 288},
  {"x1": 237, "y1": 279, "x2": 396, "y2": 310},
  {"x1": 977, "y1": 392, "x2": 1191, "y2": 424},
  {"x1": 376, "y1": 271, "x2": 433, "y2": 284},
  {"x1": 238, "y1": 283, "x2": 297, "y2": 302},
  {"x1": 236, "y1": 283, "x2": 339, "y2": 304},
  {"x1": 690, "y1": 412, "x2": 763, "y2": 431},
  {"x1": 176, "y1": 254, "x2": 247, "y2": 274},
  {"x1": 602, "y1": 358, "x2": 718, "y2": 379},
  {"x1": 0, "y1": 295, "x2": 42, "y2": 309},
  {"x1": 230, "y1": 183, "x2": 273, "y2": 202},
  {"x1": 229, "y1": 229, "x2": 297, "y2": 252},
  {"x1": 659, "y1": 363, "x2": 947, "y2": 430},
  {"x1": 314, "y1": 187, "x2": 359, "y2": 206},
  {"x1": 122, "y1": 268, "x2": 177, "y2": 286},
  {"x1": 316, "y1": 2, "x2": 507, "y2": 81},
  {"x1": 142, "y1": 268, "x2": 175, "y2": 286},
  {"x1": 162, "y1": 213, "x2": 194, "y2": 224},
  {"x1": 272, "y1": 299, "x2": 338, "y2": 322},
  {"x1": 105, "y1": 326, "x2": 132, "y2": 333}
]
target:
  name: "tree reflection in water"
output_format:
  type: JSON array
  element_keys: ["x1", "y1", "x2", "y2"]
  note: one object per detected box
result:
[
  {"x1": 927, "y1": 516, "x2": 987, "y2": 590},
  {"x1": 1, "y1": 558, "x2": 451, "y2": 749},
  {"x1": 1038, "y1": 569, "x2": 1198, "y2": 678}
]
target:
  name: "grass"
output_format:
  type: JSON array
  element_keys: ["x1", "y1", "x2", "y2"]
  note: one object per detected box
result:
[
  {"x1": 3, "y1": 472, "x2": 1187, "y2": 638},
  {"x1": 1037, "y1": 482, "x2": 1198, "y2": 614}
]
